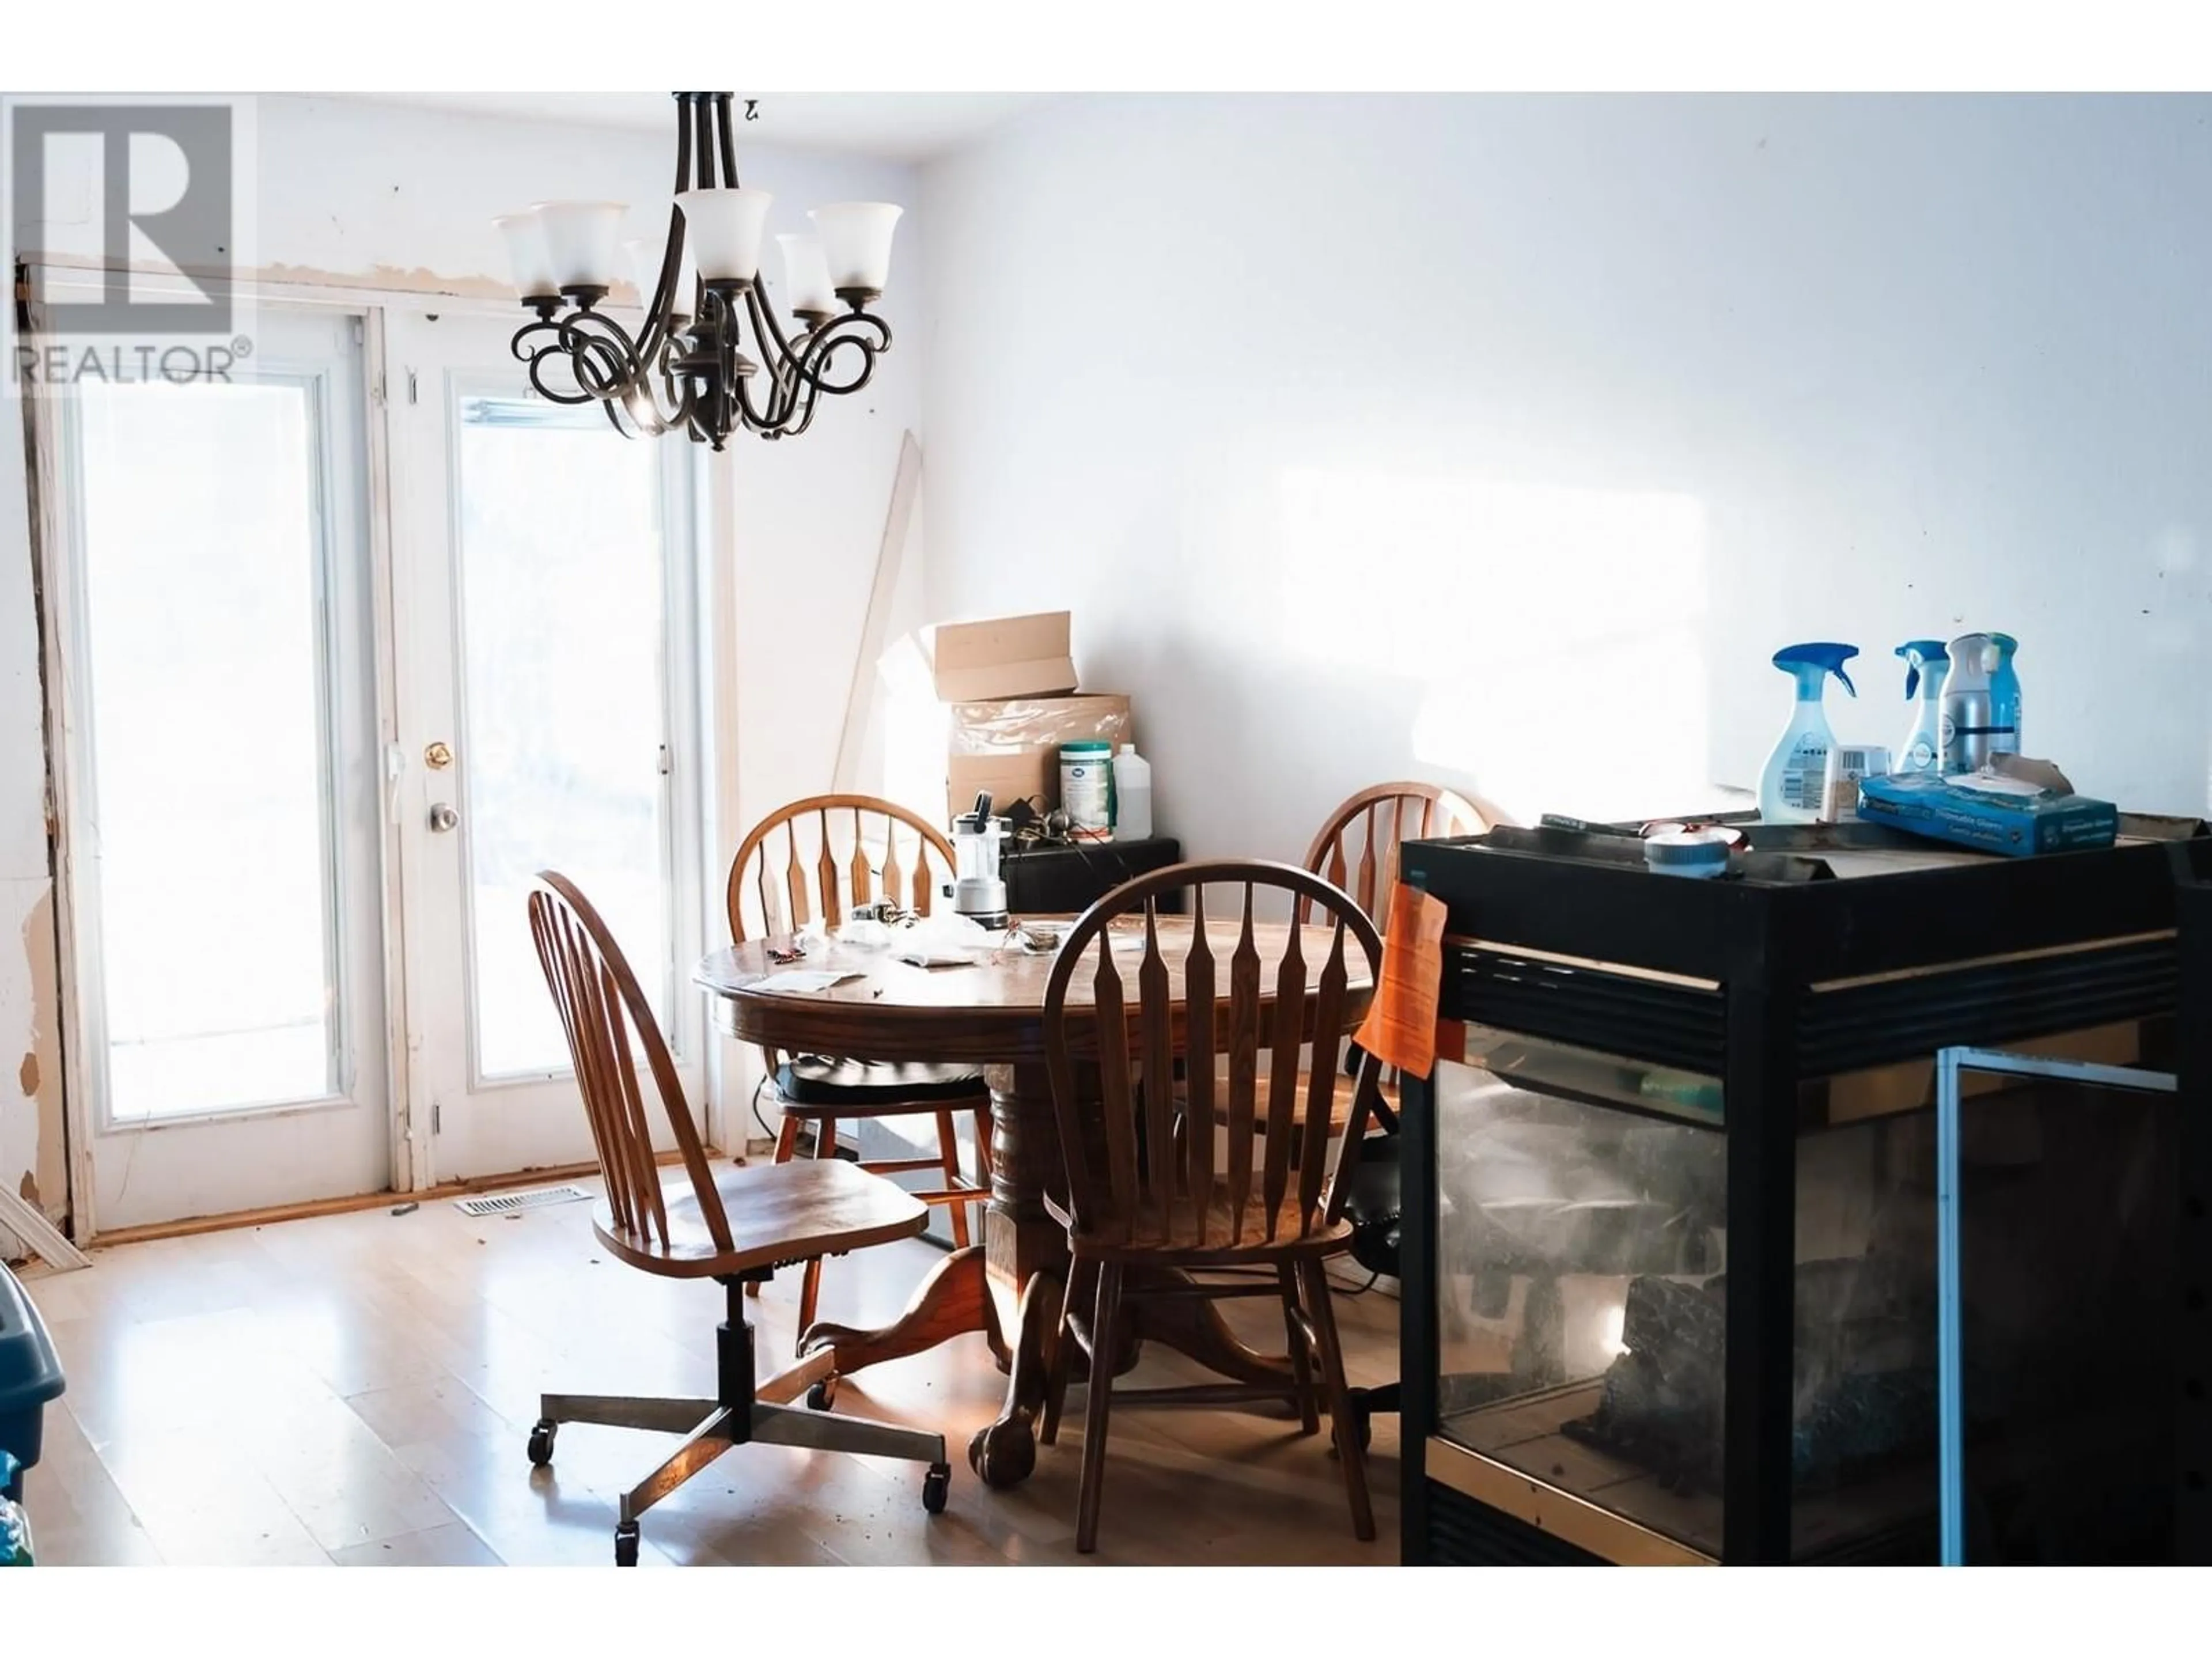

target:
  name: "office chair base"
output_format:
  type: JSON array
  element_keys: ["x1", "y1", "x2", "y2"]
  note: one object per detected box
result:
[{"x1": 530, "y1": 1279, "x2": 949, "y2": 1565}]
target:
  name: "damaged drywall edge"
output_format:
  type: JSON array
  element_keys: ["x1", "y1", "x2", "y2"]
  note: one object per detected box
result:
[
  {"x1": 13, "y1": 294, "x2": 77, "y2": 1241},
  {"x1": 21, "y1": 248, "x2": 649, "y2": 308},
  {"x1": 21, "y1": 885, "x2": 65, "y2": 1228}
]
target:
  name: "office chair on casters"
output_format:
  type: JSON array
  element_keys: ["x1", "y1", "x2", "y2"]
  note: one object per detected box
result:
[{"x1": 525, "y1": 871, "x2": 952, "y2": 1566}]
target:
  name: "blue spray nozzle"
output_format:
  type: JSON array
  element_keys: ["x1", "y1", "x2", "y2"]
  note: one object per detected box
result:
[
  {"x1": 1896, "y1": 638, "x2": 1950, "y2": 700},
  {"x1": 1771, "y1": 641, "x2": 1858, "y2": 699}
]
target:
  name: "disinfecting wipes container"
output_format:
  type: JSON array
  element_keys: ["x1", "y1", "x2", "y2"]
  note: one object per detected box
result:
[{"x1": 1059, "y1": 741, "x2": 1113, "y2": 840}]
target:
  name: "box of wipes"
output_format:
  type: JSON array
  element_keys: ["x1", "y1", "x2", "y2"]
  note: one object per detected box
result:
[{"x1": 1857, "y1": 767, "x2": 2118, "y2": 857}]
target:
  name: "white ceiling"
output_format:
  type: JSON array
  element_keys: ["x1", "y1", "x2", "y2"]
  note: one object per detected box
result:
[{"x1": 326, "y1": 92, "x2": 1050, "y2": 162}]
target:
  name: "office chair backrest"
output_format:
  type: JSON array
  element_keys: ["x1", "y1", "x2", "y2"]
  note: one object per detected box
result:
[
  {"x1": 529, "y1": 871, "x2": 732, "y2": 1256},
  {"x1": 1043, "y1": 859, "x2": 1385, "y2": 1251}
]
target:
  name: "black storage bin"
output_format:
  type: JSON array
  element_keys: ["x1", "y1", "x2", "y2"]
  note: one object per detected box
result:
[{"x1": 0, "y1": 1263, "x2": 65, "y2": 1502}]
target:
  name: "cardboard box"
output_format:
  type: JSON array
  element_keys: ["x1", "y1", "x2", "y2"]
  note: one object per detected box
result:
[
  {"x1": 946, "y1": 695, "x2": 1131, "y2": 821},
  {"x1": 930, "y1": 612, "x2": 1078, "y2": 703},
  {"x1": 1857, "y1": 768, "x2": 2118, "y2": 857}
]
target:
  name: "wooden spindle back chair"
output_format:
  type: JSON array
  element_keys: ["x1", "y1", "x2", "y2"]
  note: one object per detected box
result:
[
  {"x1": 530, "y1": 870, "x2": 730, "y2": 1259},
  {"x1": 724, "y1": 794, "x2": 991, "y2": 1355},
  {"x1": 1299, "y1": 783, "x2": 1510, "y2": 1445},
  {"x1": 524, "y1": 872, "x2": 948, "y2": 1565},
  {"x1": 1039, "y1": 859, "x2": 1387, "y2": 1551},
  {"x1": 1291, "y1": 781, "x2": 1508, "y2": 1137},
  {"x1": 1298, "y1": 780, "x2": 1499, "y2": 934},
  {"x1": 725, "y1": 792, "x2": 950, "y2": 946}
]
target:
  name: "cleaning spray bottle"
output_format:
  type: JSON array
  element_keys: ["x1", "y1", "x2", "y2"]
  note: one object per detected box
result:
[
  {"x1": 1988, "y1": 633, "x2": 2022, "y2": 756},
  {"x1": 1759, "y1": 643, "x2": 1858, "y2": 823},
  {"x1": 1895, "y1": 639, "x2": 1950, "y2": 774},
  {"x1": 1940, "y1": 631, "x2": 2009, "y2": 773}
]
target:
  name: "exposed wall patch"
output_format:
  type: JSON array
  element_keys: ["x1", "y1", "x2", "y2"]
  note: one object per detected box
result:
[{"x1": 21, "y1": 885, "x2": 65, "y2": 1225}]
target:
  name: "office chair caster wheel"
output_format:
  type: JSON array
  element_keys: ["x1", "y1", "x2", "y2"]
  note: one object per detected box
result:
[
  {"x1": 614, "y1": 1521, "x2": 639, "y2": 1567},
  {"x1": 806, "y1": 1377, "x2": 838, "y2": 1411},
  {"x1": 922, "y1": 1462, "x2": 950, "y2": 1514},
  {"x1": 528, "y1": 1419, "x2": 557, "y2": 1467}
]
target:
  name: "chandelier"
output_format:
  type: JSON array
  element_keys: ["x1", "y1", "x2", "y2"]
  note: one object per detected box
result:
[{"x1": 493, "y1": 91, "x2": 901, "y2": 449}]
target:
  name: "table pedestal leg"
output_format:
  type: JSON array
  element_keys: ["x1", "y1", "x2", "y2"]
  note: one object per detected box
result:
[
  {"x1": 800, "y1": 1243, "x2": 994, "y2": 1376},
  {"x1": 969, "y1": 1061, "x2": 1085, "y2": 1487}
]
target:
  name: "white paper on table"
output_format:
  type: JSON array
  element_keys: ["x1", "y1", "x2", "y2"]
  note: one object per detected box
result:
[
  {"x1": 749, "y1": 969, "x2": 866, "y2": 994},
  {"x1": 896, "y1": 947, "x2": 984, "y2": 969}
]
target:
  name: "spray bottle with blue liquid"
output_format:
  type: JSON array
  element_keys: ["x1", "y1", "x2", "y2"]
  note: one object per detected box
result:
[
  {"x1": 1895, "y1": 639, "x2": 1950, "y2": 773},
  {"x1": 1760, "y1": 643, "x2": 1858, "y2": 823}
]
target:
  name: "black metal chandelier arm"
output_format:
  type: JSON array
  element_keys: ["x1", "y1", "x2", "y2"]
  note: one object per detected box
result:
[
  {"x1": 737, "y1": 285, "x2": 811, "y2": 429},
  {"x1": 562, "y1": 314, "x2": 648, "y2": 401},
  {"x1": 508, "y1": 311, "x2": 645, "y2": 407},
  {"x1": 510, "y1": 317, "x2": 603, "y2": 406},
  {"x1": 632, "y1": 97, "x2": 696, "y2": 360},
  {"x1": 728, "y1": 351, "x2": 789, "y2": 435},
  {"x1": 789, "y1": 313, "x2": 890, "y2": 397}
]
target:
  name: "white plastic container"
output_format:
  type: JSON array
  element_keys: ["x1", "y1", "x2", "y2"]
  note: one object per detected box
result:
[
  {"x1": 1111, "y1": 743, "x2": 1153, "y2": 840},
  {"x1": 1824, "y1": 744, "x2": 1891, "y2": 824},
  {"x1": 1059, "y1": 741, "x2": 1113, "y2": 840}
]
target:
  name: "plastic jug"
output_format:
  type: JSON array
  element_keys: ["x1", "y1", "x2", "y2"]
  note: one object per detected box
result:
[
  {"x1": 1111, "y1": 743, "x2": 1153, "y2": 840},
  {"x1": 1759, "y1": 643, "x2": 1858, "y2": 823},
  {"x1": 1895, "y1": 639, "x2": 1950, "y2": 774}
]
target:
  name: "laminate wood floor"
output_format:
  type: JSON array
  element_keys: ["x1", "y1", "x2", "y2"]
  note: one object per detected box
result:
[{"x1": 16, "y1": 1183, "x2": 1400, "y2": 1566}]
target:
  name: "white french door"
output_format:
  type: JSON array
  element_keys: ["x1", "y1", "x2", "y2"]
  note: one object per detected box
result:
[
  {"x1": 51, "y1": 307, "x2": 391, "y2": 1232},
  {"x1": 383, "y1": 311, "x2": 706, "y2": 1184}
]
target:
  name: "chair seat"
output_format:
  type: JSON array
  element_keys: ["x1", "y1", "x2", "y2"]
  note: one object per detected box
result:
[
  {"x1": 773, "y1": 1055, "x2": 989, "y2": 1115},
  {"x1": 1047, "y1": 1183, "x2": 1354, "y2": 1266},
  {"x1": 1206, "y1": 1071, "x2": 1400, "y2": 1138},
  {"x1": 594, "y1": 1156, "x2": 927, "y2": 1279}
]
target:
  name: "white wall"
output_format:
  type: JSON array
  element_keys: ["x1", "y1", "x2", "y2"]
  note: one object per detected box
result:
[
  {"x1": 919, "y1": 94, "x2": 2212, "y2": 863},
  {"x1": 1, "y1": 94, "x2": 922, "y2": 1224}
]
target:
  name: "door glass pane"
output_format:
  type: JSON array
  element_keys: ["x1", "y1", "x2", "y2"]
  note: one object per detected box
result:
[
  {"x1": 456, "y1": 395, "x2": 671, "y2": 1079},
  {"x1": 77, "y1": 381, "x2": 340, "y2": 1119}
]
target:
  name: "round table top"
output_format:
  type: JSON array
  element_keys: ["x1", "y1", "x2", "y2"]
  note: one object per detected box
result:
[{"x1": 694, "y1": 915, "x2": 1376, "y2": 1067}]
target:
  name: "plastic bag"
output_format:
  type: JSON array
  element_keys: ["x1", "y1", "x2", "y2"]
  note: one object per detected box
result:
[
  {"x1": 896, "y1": 910, "x2": 994, "y2": 968},
  {"x1": 0, "y1": 1454, "x2": 31, "y2": 1566}
]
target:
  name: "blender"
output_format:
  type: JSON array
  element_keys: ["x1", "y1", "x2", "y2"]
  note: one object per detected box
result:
[{"x1": 950, "y1": 793, "x2": 1010, "y2": 929}]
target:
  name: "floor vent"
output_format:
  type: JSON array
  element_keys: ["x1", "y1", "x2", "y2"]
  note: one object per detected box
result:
[{"x1": 452, "y1": 1184, "x2": 593, "y2": 1218}]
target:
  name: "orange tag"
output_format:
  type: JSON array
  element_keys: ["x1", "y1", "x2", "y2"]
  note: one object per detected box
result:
[{"x1": 1354, "y1": 883, "x2": 1448, "y2": 1075}]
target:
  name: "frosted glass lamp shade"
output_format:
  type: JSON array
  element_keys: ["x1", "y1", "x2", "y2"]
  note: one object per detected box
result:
[
  {"x1": 495, "y1": 211, "x2": 558, "y2": 299},
  {"x1": 777, "y1": 233, "x2": 836, "y2": 315},
  {"x1": 623, "y1": 237, "x2": 657, "y2": 300},
  {"x1": 676, "y1": 186, "x2": 774, "y2": 282},
  {"x1": 809, "y1": 203, "x2": 902, "y2": 295},
  {"x1": 533, "y1": 201, "x2": 626, "y2": 289}
]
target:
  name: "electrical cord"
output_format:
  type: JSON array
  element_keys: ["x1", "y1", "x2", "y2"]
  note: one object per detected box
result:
[{"x1": 749, "y1": 1074, "x2": 774, "y2": 1143}]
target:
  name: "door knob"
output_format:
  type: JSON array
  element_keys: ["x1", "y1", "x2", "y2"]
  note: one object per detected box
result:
[{"x1": 429, "y1": 802, "x2": 459, "y2": 832}]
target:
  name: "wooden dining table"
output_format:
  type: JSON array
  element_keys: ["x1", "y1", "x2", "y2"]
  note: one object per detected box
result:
[{"x1": 694, "y1": 914, "x2": 1376, "y2": 1488}]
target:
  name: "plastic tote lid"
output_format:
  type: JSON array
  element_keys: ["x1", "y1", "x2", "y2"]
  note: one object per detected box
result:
[{"x1": 0, "y1": 1264, "x2": 65, "y2": 1418}]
